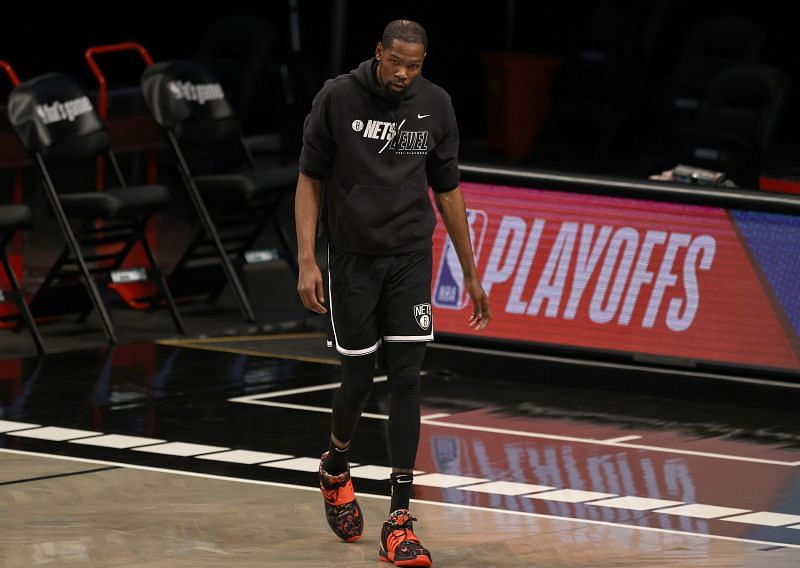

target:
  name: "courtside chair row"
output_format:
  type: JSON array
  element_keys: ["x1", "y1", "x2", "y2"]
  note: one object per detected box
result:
[{"x1": 2, "y1": 59, "x2": 297, "y2": 351}]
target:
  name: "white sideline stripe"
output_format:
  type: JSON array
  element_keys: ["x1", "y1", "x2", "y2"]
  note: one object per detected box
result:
[
  {"x1": 8, "y1": 427, "x2": 104, "y2": 441},
  {"x1": 197, "y1": 450, "x2": 293, "y2": 464},
  {"x1": 0, "y1": 420, "x2": 41, "y2": 433},
  {"x1": 132, "y1": 442, "x2": 229, "y2": 457},
  {"x1": 230, "y1": 381, "x2": 800, "y2": 467},
  {"x1": 721, "y1": 512, "x2": 800, "y2": 527},
  {"x1": 459, "y1": 481, "x2": 555, "y2": 495},
  {"x1": 9, "y1": 424, "x2": 775, "y2": 523},
  {"x1": 588, "y1": 497, "x2": 684, "y2": 511},
  {"x1": 4, "y1": 448, "x2": 800, "y2": 550},
  {"x1": 261, "y1": 457, "x2": 324, "y2": 472},
  {"x1": 527, "y1": 489, "x2": 617, "y2": 503},
  {"x1": 414, "y1": 473, "x2": 489, "y2": 488},
  {"x1": 240, "y1": 400, "x2": 389, "y2": 420},
  {"x1": 421, "y1": 413, "x2": 451, "y2": 420},
  {"x1": 69, "y1": 434, "x2": 166, "y2": 449},
  {"x1": 654, "y1": 504, "x2": 752, "y2": 519},
  {"x1": 228, "y1": 376, "x2": 388, "y2": 403},
  {"x1": 230, "y1": 382, "x2": 342, "y2": 401},
  {"x1": 601, "y1": 435, "x2": 642, "y2": 443}
]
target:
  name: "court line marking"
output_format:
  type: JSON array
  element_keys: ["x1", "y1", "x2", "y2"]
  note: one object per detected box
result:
[
  {"x1": 241, "y1": 400, "x2": 390, "y2": 420},
  {"x1": 197, "y1": 450, "x2": 293, "y2": 465},
  {"x1": 158, "y1": 332, "x2": 337, "y2": 366},
  {"x1": 526, "y1": 489, "x2": 617, "y2": 503},
  {"x1": 131, "y1": 442, "x2": 230, "y2": 457},
  {"x1": 427, "y1": 342, "x2": 800, "y2": 390},
  {"x1": 160, "y1": 340, "x2": 800, "y2": 465},
  {"x1": 586, "y1": 496, "x2": 685, "y2": 511},
  {"x1": 3, "y1": 448, "x2": 800, "y2": 551},
  {"x1": 8, "y1": 427, "x2": 105, "y2": 441},
  {"x1": 459, "y1": 481, "x2": 555, "y2": 495},
  {"x1": 0, "y1": 466, "x2": 121, "y2": 487},
  {"x1": 228, "y1": 376, "x2": 453, "y2": 421},
  {"x1": 417, "y1": 419, "x2": 800, "y2": 467},
  {"x1": 161, "y1": 342, "x2": 340, "y2": 366},
  {"x1": 230, "y1": 381, "x2": 800, "y2": 467},
  {"x1": 654, "y1": 504, "x2": 752, "y2": 519},
  {"x1": 229, "y1": 376, "x2": 388, "y2": 402},
  {"x1": 69, "y1": 434, "x2": 168, "y2": 449},
  {"x1": 420, "y1": 412, "x2": 451, "y2": 420},
  {"x1": 722, "y1": 512, "x2": 800, "y2": 527},
  {"x1": 159, "y1": 332, "x2": 327, "y2": 345},
  {"x1": 601, "y1": 435, "x2": 642, "y2": 443},
  {"x1": 0, "y1": 420, "x2": 42, "y2": 433},
  {"x1": 0, "y1": 426, "x2": 759, "y2": 517}
]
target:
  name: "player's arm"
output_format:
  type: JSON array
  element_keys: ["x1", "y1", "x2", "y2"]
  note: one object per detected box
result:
[
  {"x1": 434, "y1": 187, "x2": 491, "y2": 330},
  {"x1": 295, "y1": 172, "x2": 327, "y2": 314}
]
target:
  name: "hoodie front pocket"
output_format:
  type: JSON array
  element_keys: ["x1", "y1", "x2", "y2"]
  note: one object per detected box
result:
[{"x1": 336, "y1": 184, "x2": 434, "y2": 252}]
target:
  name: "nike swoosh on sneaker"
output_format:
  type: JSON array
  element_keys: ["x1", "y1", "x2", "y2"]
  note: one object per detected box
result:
[{"x1": 417, "y1": 113, "x2": 431, "y2": 119}]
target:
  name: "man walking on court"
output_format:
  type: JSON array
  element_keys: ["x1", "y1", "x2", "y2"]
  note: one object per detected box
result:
[{"x1": 294, "y1": 19, "x2": 490, "y2": 566}]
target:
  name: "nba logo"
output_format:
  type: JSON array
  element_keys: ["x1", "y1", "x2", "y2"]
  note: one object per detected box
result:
[{"x1": 433, "y1": 209, "x2": 487, "y2": 309}]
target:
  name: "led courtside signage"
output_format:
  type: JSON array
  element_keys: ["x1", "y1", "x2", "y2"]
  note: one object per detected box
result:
[{"x1": 431, "y1": 182, "x2": 800, "y2": 372}]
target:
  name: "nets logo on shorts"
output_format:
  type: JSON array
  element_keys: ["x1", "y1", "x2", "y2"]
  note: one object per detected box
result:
[{"x1": 414, "y1": 303, "x2": 432, "y2": 330}]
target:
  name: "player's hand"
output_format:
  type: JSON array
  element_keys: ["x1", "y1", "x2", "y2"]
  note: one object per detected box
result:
[
  {"x1": 464, "y1": 275, "x2": 491, "y2": 331},
  {"x1": 297, "y1": 260, "x2": 327, "y2": 314}
]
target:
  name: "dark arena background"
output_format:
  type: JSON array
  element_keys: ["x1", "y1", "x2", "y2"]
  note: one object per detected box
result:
[{"x1": 2, "y1": 2, "x2": 800, "y2": 566}]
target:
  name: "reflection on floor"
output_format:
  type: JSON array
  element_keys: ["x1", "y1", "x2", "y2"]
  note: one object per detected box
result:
[{"x1": 2, "y1": 337, "x2": 800, "y2": 566}]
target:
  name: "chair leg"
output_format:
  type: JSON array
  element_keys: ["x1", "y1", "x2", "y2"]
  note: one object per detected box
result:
[
  {"x1": 0, "y1": 252, "x2": 45, "y2": 354},
  {"x1": 206, "y1": 255, "x2": 248, "y2": 304},
  {"x1": 169, "y1": 133, "x2": 256, "y2": 323},
  {"x1": 37, "y1": 155, "x2": 117, "y2": 344},
  {"x1": 139, "y1": 232, "x2": 186, "y2": 335}
]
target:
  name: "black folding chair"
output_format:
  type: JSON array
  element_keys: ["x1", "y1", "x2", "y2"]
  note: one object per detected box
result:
[
  {"x1": 7, "y1": 72, "x2": 185, "y2": 344},
  {"x1": 140, "y1": 59, "x2": 297, "y2": 323},
  {"x1": 0, "y1": 204, "x2": 45, "y2": 353}
]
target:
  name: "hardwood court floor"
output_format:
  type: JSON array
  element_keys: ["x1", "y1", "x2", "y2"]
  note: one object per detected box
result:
[
  {"x1": 3, "y1": 338, "x2": 800, "y2": 567},
  {"x1": 6, "y1": 451, "x2": 799, "y2": 568}
]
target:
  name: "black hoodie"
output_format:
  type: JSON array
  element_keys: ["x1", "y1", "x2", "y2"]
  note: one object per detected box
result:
[{"x1": 299, "y1": 58, "x2": 460, "y2": 255}]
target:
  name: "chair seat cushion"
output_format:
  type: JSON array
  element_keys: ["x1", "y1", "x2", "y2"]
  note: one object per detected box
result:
[
  {"x1": 59, "y1": 185, "x2": 171, "y2": 217},
  {"x1": 0, "y1": 204, "x2": 33, "y2": 231},
  {"x1": 194, "y1": 166, "x2": 297, "y2": 203}
]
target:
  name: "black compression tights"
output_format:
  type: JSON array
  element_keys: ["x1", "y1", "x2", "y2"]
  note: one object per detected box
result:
[{"x1": 331, "y1": 342, "x2": 426, "y2": 471}]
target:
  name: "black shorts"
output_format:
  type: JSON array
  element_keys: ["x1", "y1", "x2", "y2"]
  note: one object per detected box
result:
[{"x1": 327, "y1": 246, "x2": 433, "y2": 356}]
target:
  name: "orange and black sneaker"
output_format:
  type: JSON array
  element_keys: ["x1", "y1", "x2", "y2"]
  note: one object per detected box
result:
[
  {"x1": 318, "y1": 452, "x2": 364, "y2": 542},
  {"x1": 379, "y1": 509, "x2": 432, "y2": 567}
]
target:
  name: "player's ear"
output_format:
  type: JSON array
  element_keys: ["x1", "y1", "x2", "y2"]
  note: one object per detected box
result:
[{"x1": 376, "y1": 42, "x2": 383, "y2": 61}]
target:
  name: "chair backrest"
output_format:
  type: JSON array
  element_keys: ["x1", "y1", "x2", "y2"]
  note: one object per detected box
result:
[
  {"x1": 7, "y1": 73, "x2": 110, "y2": 163},
  {"x1": 141, "y1": 59, "x2": 241, "y2": 147},
  {"x1": 698, "y1": 63, "x2": 790, "y2": 154},
  {"x1": 678, "y1": 16, "x2": 764, "y2": 84}
]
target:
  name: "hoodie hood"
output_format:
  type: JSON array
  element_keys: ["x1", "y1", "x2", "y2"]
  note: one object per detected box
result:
[
  {"x1": 350, "y1": 58, "x2": 421, "y2": 106},
  {"x1": 299, "y1": 55, "x2": 461, "y2": 254}
]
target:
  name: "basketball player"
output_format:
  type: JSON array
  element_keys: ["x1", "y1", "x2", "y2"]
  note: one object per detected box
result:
[{"x1": 294, "y1": 19, "x2": 490, "y2": 566}]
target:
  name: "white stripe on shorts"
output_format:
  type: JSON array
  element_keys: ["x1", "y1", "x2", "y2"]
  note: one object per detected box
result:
[
  {"x1": 383, "y1": 333, "x2": 434, "y2": 342},
  {"x1": 328, "y1": 246, "x2": 381, "y2": 357},
  {"x1": 336, "y1": 339, "x2": 382, "y2": 356}
]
